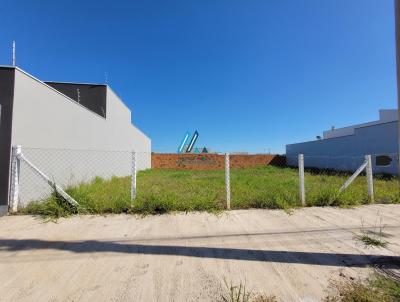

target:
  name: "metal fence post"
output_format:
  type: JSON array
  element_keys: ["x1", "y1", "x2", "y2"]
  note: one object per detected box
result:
[
  {"x1": 10, "y1": 145, "x2": 22, "y2": 212},
  {"x1": 298, "y1": 154, "x2": 305, "y2": 206},
  {"x1": 225, "y1": 153, "x2": 231, "y2": 210},
  {"x1": 365, "y1": 155, "x2": 374, "y2": 203},
  {"x1": 131, "y1": 151, "x2": 137, "y2": 200}
]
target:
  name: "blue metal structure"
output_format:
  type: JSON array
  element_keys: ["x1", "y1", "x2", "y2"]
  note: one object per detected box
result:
[
  {"x1": 177, "y1": 132, "x2": 190, "y2": 153},
  {"x1": 186, "y1": 131, "x2": 199, "y2": 153},
  {"x1": 178, "y1": 130, "x2": 202, "y2": 153}
]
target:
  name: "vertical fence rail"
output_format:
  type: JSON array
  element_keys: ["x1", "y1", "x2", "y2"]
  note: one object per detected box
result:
[
  {"x1": 131, "y1": 151, "x2": 137, "y2": 201},
  {"x1": 365, "y1": 154, "x2": 374, "y2": 203},
  {"x1": 10, "y1": 145, "x2": 22, "y2": 212},
  {"x1": 225, "y1": 153, "x2": 231, "y2": 210},
  {"x1": 298, "y1": 154, "x2": 305, "y2": 206}
]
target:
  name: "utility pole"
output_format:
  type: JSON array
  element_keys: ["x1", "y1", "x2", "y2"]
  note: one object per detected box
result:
[{"x1": 395, "y1": 1, "x2": 400, "y2": 178}]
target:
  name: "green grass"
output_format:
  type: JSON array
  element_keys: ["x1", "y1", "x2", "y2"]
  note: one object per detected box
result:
[
  {"x1": 324, "y1": 274, "x2": 400, "y2": 302},
  {"x1": 355, "y1": 234, "x2": 388, "y2": 248},
  {"x1": 21, "y1": 166, "x2": 400, "y2": 218},
  {"x1": 354, "y1": 216, "x2": 389, "y2": 248},
  {"x1": 231, "y1": 166, "x2": 399, "y2": 209}
]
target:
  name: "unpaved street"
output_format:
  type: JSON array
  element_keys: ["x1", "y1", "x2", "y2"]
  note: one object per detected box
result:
[{"x1": 0, "y1": 205, "x2": 399, "y2": 301}]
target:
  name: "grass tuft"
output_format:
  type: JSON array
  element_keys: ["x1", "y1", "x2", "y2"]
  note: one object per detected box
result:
[
  {"x1": 355, "y1": 234, "x2": 388, "y2": 248},
  {"x1": 221, "y1": 279, "x2": 252, "y2": 302},
  {"x1": 354, "y1": 216, "x2": 388, "y2": 248},
  {"x1": 220, "y1": 279, "x2": 278, "y2": 302}
]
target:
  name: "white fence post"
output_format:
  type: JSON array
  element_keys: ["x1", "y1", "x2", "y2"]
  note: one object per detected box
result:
[
  {"x1": 10, "y1": 145, "x2": 22, "y2": 212},
  {"x1": 298, "y1": 154, "x2": 305, "y2": 206},
  {"x1": 131, "y1": 151, "x2": 137, "y2": 200},
  {"x1": 225, "y1": 153, "x2": 231, "y2": 210},
  {"x1": 365, "y1": 155, "x2": 374, "y2": 203}
]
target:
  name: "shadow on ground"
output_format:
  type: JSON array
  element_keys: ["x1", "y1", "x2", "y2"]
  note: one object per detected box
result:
[{"x1": 0, "y1": 238, "x2": 398, "y2": 268}]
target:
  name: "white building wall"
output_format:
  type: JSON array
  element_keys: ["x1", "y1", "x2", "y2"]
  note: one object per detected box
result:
[
  {"x1": 323, "y1": 109, "x2": 397, "y2": 139},
  {"x1": 11, "y1": 68, "x2": 151, "y2": 205},
  {"x1": 286, "y1": 121, "x2": 398, "y2": 174}
]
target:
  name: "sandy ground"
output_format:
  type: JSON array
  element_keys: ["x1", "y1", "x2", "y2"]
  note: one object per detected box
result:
[{"x1": 0, "y1": 205, "x2": 400, "y2": 302}]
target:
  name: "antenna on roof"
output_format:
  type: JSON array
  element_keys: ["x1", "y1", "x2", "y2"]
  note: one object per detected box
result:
[
  {"x1": 104, "y1": 72, "x2": 108, "y2": 84},
  {"x1": 12, "y1": 41, "x2": 16, "y2": 67},
  {"x1": 76, "y1": 88, "x2": 81, "y2": 103}
]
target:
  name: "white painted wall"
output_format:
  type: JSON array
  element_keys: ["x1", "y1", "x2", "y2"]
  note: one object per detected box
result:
[{"x1": 11, "y1": 68, "x2": 151, "y2": 205}]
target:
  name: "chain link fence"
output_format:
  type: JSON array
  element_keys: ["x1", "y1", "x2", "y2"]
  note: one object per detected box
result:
[
  {"x1": 228, "y1": 152, "x2": 398, "y2": 210},
  {"x1": 8, "y1": 146, "x2": 400, "y2": 214},
  {"x1": 286, "y1": 153, "x2": 399, "y2": 207},
  {"x1": 11, "y1": 147, "x2": 150, "y2": 210}
]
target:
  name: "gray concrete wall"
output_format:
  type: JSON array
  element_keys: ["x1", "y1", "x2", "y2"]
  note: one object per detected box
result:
[
  {"x1": 286, "y1": 121, "x2": 398, "y2": 174},
  {"x1": 10, "y1": 68, "x2": 151, "y2": 206}
]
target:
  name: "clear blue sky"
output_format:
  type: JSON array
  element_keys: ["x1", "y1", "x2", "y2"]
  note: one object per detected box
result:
[{"x1": 0, "y1": 0, "x2": 397, "y2": 153}]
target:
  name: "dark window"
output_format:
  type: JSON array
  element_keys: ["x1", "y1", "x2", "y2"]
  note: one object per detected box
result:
[{"x1": 376, "y1": 155, "x2": 392, "y2": 167}]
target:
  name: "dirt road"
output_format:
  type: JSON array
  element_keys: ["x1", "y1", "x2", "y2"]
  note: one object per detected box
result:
[{"x1": 0, "y1": 205, "x2": 399, "y2": 301}]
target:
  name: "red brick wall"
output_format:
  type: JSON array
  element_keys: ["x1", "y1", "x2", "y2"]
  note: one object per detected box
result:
[{"x1": 151, "y1": 153, "x2": 286, "y2": 170}]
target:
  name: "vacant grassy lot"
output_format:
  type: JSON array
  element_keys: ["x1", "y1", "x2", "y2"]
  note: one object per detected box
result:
[{"x1": 22, "y1": 166, "x2": 400, "y2": 217}]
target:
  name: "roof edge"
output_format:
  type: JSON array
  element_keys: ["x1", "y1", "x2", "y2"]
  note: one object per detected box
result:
[
  {"x1": 11, "y1": 66, "x2": 106, "y2": 120},
  {"x1": 44, "y1": 80, "x2": 107, "y2": 87}
]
